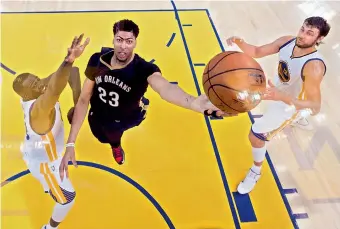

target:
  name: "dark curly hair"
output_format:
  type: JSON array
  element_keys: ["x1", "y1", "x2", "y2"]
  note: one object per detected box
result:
[{"x1": 113, "y1": 19, "x2": 139, "y2": 38}]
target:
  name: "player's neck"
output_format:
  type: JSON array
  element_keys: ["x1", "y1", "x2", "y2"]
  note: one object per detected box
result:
[
  {"x1": 111, "y1": 53, "x2": 135, "y2": 69},
  {"x1": 293, "y1": 45, "x2": 316, "y2": 57}
]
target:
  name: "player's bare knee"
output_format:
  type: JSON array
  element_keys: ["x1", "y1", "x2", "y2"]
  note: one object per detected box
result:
[{"x1": 249, "y1": 130, "x2": 265, "y2": 148}]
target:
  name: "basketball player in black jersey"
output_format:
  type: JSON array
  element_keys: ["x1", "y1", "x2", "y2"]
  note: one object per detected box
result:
[{"x1": 59, "y1": 19, "x2": 227, "y2": 175}]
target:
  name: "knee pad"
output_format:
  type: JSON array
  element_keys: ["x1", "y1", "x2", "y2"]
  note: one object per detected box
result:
[{"x1": 49, "y1": 187, "x2": 76, "y2": 205}]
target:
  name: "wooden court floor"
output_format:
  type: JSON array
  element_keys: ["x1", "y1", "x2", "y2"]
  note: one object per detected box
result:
[{"x1": 2, "y1": 2, "x2": 337, "y2": 228}]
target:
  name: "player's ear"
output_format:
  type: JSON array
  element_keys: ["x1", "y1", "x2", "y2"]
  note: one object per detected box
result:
[{"x1": 316, "y1": 36, "x2": 324, "y2": 45}]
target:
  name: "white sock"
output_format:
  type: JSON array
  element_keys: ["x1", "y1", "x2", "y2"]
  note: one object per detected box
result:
[
  {"x1": 251, "y1": 144, "x2": 266, "y2": 173},
  {"x1": 251, "y1": 164, "x2": 262, "y2": 174},
  {"x1": 50, "y1": 200, "x2": 75, "y2": 225},
  {"x1": 45, "y1": 224, "x2": 57, "y2": 229}
]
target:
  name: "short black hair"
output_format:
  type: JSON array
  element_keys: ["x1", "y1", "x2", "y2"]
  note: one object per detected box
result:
[
  {"x1": 304, "y1": 16, "x2": 331, "y2": 37},
  {"x1": 113, "y1": 19, "x2": 139, "y2": 38},
  {"x1": 13, "y1": 73, "x2": 30, "y2": 93}
]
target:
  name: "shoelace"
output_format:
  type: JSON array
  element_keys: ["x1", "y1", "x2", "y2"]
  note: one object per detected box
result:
[{"x1": 113, "y1": 148, "x2": 123, "y2": 158}]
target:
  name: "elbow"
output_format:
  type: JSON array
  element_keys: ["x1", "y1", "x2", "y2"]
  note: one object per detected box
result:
[
  {"x1": 158, "y1": 84, "x2": 175, "y2": 102},
  {"x1": 159, "y1": 91, "x2": 168, "y2": 101},
  {"x1": 310, "y1": 103, "x2": 321, "y2": 116},
  {"x1": 253, "y1": 49, "x2": 264, "y2": 59},
  {"x1": 155, "y1": 83, "x2": 172, "y2": 101},
  {"x1": 311, "y1": 107, "x2": 321, "y2": 116}
]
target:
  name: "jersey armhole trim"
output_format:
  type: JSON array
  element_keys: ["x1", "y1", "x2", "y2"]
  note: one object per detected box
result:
[
  {"x1": 300, "y1": 58, "x2": 326, "y2": 82},
  {"x1": 29, "y1": 102, "x2": 58, "y2": 136},
  {"x1": 279, "y1": 38, "x2": 296, "y2": 51}
]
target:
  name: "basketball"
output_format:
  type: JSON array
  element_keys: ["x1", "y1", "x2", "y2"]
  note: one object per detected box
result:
[{"x1": 202, "y1": 51, "x2": 266, "y2": 115}]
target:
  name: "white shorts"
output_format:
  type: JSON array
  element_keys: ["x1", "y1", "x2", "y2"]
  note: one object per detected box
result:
[
  {"x1": 251, "y1": 101, "x2": 301, "y2": 141},
  {"x1": 24, "y1": 157, "x2": 75, "y2": 204}
]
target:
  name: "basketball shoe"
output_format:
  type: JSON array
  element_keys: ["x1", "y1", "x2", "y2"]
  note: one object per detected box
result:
[
  {"x1": 237, "y1": 167, "x2": 261, "y2": 194},
  {"x1": 112, "y1": 146, "x2": 125, "y2": 165}
]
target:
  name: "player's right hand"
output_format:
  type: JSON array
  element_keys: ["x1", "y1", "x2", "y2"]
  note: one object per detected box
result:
[
  {"x1": 65, "y1": 33, "x2": 90, "y2": 63},
  {"x1": 59, "y1": 147, "x2": 78, "y2": 181},
  {"x1": 226, "y1": 36, "x2": 243, "y2": 46}
]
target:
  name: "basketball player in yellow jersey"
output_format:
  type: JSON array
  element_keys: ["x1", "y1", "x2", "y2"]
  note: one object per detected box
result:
[
  {"x1": 226, "y1": 16, "x2": 330, "y2": 194},
  {"x1": 12, "y1": 34, "x2": 90, "y2": 229}
]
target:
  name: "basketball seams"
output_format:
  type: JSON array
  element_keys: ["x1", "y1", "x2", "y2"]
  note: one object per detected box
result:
[
  {"x1": 203, "y1": 68, "x2": 264, "y2": 85},
  {"x1": 208, "y1": 57, "x2": 242, "y2": 113},
  {"x1": 202, "y1": 51, "x2": 266, "y2": 114},
  {"x1": 203, "y1": 51, "x2": 239, "y2": 75},
  {"x1": 207, "y1": 85, "x2": 243, "y2": 113}
]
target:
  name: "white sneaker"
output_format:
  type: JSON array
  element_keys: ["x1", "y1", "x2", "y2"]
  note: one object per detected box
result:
[
  {"x1": 237, "y1": 168, "x2": 261, "y2": 194},
  {"x1": 291, "y1": 117, "x2": 314, "y2": 130},
  {"x1": 41, "y1": 225, "x2": 47, "y2": 229}
]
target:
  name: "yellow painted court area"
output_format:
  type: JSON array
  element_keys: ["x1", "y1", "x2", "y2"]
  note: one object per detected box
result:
[{"x1": 1, "y1": 10, "x2": 295, "y2": 229}]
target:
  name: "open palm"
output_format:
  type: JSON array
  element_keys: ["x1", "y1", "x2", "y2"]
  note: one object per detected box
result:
[{"x1": 65, "y1": 33, "x2": 90, "y2": 63}]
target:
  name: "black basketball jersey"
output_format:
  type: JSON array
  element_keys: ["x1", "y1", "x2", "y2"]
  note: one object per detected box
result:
[{"x1": 85, "y1": 47, "x2": 161, "y2": 121}]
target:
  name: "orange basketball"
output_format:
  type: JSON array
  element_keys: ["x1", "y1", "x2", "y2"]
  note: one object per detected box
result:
[{"x1": 202, "y1": 51, "x2": 266, "y2": 115}]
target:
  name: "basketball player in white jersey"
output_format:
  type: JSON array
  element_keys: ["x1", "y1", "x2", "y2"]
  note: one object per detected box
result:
[
  {"x1": 12, "y1": 34, "x2": 89, "y2": 229},
  {"x1": 226, "y1": 16, "x2": 330, "y2": 194}
]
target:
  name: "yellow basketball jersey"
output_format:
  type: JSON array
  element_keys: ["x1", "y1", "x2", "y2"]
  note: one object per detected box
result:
[
  {"x1": 20, "y1": 99, "x2": 65, "y2": 163},
  {"x1": 274, "y1": 38, "x2": 326, "y2": 100}
]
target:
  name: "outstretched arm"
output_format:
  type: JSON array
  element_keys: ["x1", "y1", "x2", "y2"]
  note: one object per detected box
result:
[
  {"x1": 263, "y1": 60, "x2": 326, "y2": 115},
  {"x1": 31, "y1": 60, "x2": 74, "y2": 118},
  {"x1": 68, "y1": 67, "x2": 82, "y2": 105},
  {"x1": 226, "y1": 35, "x2": 295, "y2": 58},
  {"x1": 66, "y1": 78, "x2": 94, "y2": 144},
  {"x1": 31, "y1": 35, "x2": 90, "y2": 118},
  {"x1": 147, "y1": 72, "x2": 227, "y2": 116},
  {"x1": 148, "y1": 72, "x2": 196, "y2": 110},
  {"x1": 281, "y1": 60, "x2": 325, "y2": 115},
  {"x1": 41, "y1": 67, "x2": 81, "y2": 106}
]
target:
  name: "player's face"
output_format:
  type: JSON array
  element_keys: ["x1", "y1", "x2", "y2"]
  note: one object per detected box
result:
[
  {"x1": 113, "y1": 31, "x2": 136, "y2": 62},
  {"x1": 296, "y1": 23, "x2": 322, "y2": 48},
  {"x1": 21, "y1": 75, "x2": 46, "y2": 99}
]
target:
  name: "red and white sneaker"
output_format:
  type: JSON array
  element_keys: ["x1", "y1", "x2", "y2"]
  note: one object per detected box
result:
[{"x1": 112, "y1": 146, "x2": 125, "y2": 165}]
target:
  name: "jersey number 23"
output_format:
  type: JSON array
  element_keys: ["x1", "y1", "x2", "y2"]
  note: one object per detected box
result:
[{"x1": 98, "y1": 86, "x2": 119, "y2": 107}]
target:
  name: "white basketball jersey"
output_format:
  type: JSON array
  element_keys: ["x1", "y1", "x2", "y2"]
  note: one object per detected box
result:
[
  {"x1": 274, "y1": 38, "x2": 325, "y2": 100},
  {"x1": 21, "y1": 99, "x2": 65, "y2": 163}
]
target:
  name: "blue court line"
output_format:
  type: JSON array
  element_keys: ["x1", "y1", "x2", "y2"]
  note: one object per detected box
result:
[
  {"x1": 166, "y1": 33, "x2": 176, "y2": 47},
  {"x1": 283, "y1": 188, "x2": 298, "y2": 194},
  {"x1": 293, "y1": 213, "x2": 309, "y2": 219},
  {"x1": 1, "y1": 161, "x2": 175, "y2": 229},
  {"x1": 204, "y1": 9, "x2": 299, "y2": 229},
  {"x1": 233, "y1": 192, "x2": 257, "y2": 222},
  {"x1": 1, "y1": 63, "x2": 16, "y2": 75},
  {"x1": 252, "y1": 114, "x2": 263, "y2": 119},
  {"x1": 194, "y1": 63, "x2": 205, "y2": 66},
  {"x1": 210, "y1": 116, "x2": 223, "y2": 120},
  {"x1": 0, "y1": 9, "x2": 206, "y2": 14},
  {"x1": 182, "y1": 24, "x2": 192, "y2": 26},
  {"x1": 170, "y1": 1, "x2": 240, "y2": 228}
]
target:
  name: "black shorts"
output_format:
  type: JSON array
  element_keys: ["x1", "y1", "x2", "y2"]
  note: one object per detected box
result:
[{"x1": 88, "y1": 97, "x2": 148, "y2": 144}]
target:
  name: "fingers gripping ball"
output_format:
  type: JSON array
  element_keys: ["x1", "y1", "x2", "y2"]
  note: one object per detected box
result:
[{"x1": 202, "y1": 51, "x2": 266, "y2": 115}]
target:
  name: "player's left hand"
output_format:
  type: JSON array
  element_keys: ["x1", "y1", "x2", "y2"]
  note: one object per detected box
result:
[
  {"x1": 191, "y1": 94, "x2": 237, "y2": 117},
  {"x1": 262, "y1": 80, "x2": 289, "y2": 102},
  {"x1": 65, "y1": 33, "x2": 90, "y2": 63}
]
